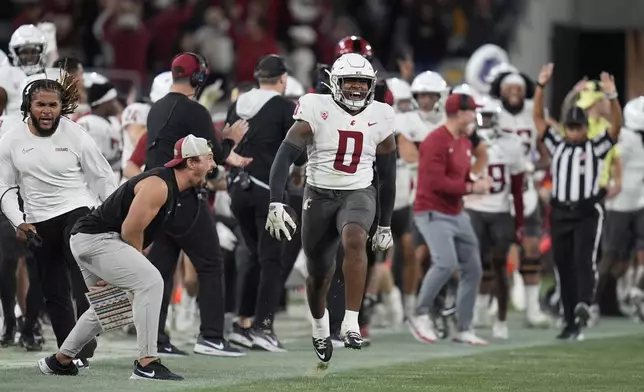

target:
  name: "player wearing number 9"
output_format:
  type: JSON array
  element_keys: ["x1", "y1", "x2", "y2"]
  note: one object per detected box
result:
[{"x1": 266, "y1": 53, "x2": 397, "y2": 358}]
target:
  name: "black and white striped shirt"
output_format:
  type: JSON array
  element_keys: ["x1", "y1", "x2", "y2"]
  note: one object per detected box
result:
[{"x1": 542, "y1": 127, "x2": 615, "y2": 203}]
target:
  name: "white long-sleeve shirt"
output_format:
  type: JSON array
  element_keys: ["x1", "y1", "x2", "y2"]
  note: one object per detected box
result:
[{"x1": 0, "y1": 117, "x2": 118, "y2": 226}]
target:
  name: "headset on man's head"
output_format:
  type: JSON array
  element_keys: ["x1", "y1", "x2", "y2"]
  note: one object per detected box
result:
[
  {"x1": 20, "y1": 80, "x2": 40, "y2": 116},
  {"x1": 172, "y1": 52, "x2": 209, "y2": 89}
]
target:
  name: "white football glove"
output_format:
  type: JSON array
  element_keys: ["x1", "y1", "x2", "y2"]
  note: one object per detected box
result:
[
  {"x1": 372, "y1": 226, "x2": 394, "y2": 251},
  {"x1": 216, "y1": 222, "x2": 237, "y2": 251},
  {"x1": 265, "y1": 202, "x2": 297, "y2": 241}
]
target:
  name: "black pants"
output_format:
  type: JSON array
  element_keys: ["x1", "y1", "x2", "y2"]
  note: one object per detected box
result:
[
  {"x1": 550, "y1": 202, "x2": 603, "y2": 326},
  {"x1": 229, "y1": 183, "x2": 285, "y2": 330},
  {"x1": 148, "y1": 191, "x2": 225, "y2": 344},
  {"x1": 22, "y1": 252, "x2": 44, "y2": 336},
  {"x1": 32, "y1": 207, "x2": 92, "y2": 352}
]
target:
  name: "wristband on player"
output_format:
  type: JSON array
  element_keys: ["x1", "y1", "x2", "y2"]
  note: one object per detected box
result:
[
  {"x1": 606, "y1": 92, "x2": 618, "y2": 100},
  {"x1": 536, "y1": 82, "x2": 546, "y2": 89}
]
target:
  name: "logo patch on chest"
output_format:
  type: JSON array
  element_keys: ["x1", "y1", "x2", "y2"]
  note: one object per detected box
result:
[{"x1": 55, "y1": 148, "x2": 68, "y2": 152}]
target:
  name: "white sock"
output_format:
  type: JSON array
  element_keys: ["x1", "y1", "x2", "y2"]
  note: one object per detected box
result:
[
  {"x1": 525, "y1": 284, "x2": 540, "y2": 314},
  {"x1": 404, "y1": 294, "x2": 416, "y2": 316},
  {"x1": 342, "y1": 310, "x2": 360, "y2": 331},
  {"x1": 311, "y1": 309, "x2": 330, "y2": 338}
]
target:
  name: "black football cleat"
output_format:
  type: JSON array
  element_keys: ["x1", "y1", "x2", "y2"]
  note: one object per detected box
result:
[
  {"x1": 574, "y1": 303, "x2": 591, "y2": 328},
  {"x1": 556, "y1": 325, "x2": 584, "y2": 341},
  {"x1": 130, "y1": 359, "x2": 184, "y2": 381},
  {"x1": 342, "y1": 330, "x2": 364, "y2": 350},
  {"x1": 312, "y1": 336, "x2": 333, "y2": 363},
  {"x1": 38, "y1": 354, "x2": 79, "y2": 376},
  {"x1": 19, "y1": 334, "x2": 43, "y2": 352}
]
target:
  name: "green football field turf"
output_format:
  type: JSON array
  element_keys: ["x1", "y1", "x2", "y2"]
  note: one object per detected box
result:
[{"x1": 0, "y1": 307, "x2": 642, "y2": 392}]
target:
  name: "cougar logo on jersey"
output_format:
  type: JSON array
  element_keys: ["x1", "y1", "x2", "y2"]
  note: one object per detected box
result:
[{"x1": 321, "y1": 111, "x2": 328, "y2": 120}]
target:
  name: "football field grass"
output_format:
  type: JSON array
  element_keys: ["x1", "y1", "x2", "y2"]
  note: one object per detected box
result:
[{"x1": 0, "y1": 310, "x2": 642, "y2": 392}]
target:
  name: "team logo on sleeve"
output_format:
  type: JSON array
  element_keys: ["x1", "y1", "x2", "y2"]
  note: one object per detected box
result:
[{"x1": 321, "y1": 111, "x2": 328, "y2": 120}]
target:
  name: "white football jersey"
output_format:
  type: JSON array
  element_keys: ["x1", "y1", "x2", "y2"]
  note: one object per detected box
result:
[
  {"x1": 397, "y1": 111, "x2": 436, "y2": 143},
  {"x1": 75, "y1": 114, "x2": 123, "y2": 180},
  {"x1": 606, "y1": 128, "x2": 644, "y2": 211},
  {"x1": 497, "y1": 99, "x2": 539, "y2": 215},
  {"x1": 0, "y1": 66, "x2": 28, "y2": 136},
  {"x1": 293, "y1": 94, "x2": 395, "y2": 190},
  {"x1": 464, "y1": 132, "x2": 525, "y2": 213}
]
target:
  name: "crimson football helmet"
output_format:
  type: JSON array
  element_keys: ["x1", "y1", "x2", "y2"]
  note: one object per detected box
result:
[{"x1": 335, "y1": 36, "x2": 373, "y2": 61}]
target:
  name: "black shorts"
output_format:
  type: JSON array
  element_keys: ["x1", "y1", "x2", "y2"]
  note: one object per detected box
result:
[
  {"x1": 466, "y1": 209, "x2": 515, "y2": 258},
  {"x1": 391, "y1": 206, "x2": 412, "y2": 238},
  {"x1": 524, "y1": 208, "x2": 543, "y2": 238},
  {"x1": 301, "y1": 184, "x2": 377, "y2": 275},
  {"x1": 0, "y1": 214, "x2": 25, "y2": 262},
  {"x1": 602, "y1": 209, "x2": 644, "y2": 261}
]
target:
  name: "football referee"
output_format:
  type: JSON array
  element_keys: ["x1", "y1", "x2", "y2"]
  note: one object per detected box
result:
[{"x1": 533, "y1": 63, "x2": 622, "y2": 340}]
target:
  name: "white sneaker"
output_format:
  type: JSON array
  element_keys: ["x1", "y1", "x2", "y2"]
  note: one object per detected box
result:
[
  {"x1": 492, "y1": 321, "x2": 508, "y2": 340},
  {"x1": 511, "y1": 270, "x2": 526, "y2": 312},
  {"x1": 526, "y1": 309, "x2": 553, "y2": 328},
  {"x1": 453, "y1": 330, "x2": 488, "y2": 346},
  {"x1": 407, "y1": 315, "x2": 437, "y2": 343}
]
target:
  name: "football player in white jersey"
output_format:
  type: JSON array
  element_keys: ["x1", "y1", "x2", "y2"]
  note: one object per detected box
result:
[
  {"x1": 265, "y1": 53, "x2": 396, "y2": 363},
  {"x1": 465, "y1": 97, "x2": 526, "y2": 339},
  {"x1": 596, "y1": 96, "x2": 644, "y2": 319},
  {"x1": 0, "y1": 25, "x2": 49, "y2": 130},
  {"x1": 75, "y1": 82, "x2": 123, "y2": 182},
  {"x1": 489, "y1": 69, "x2": 552, "y2": 326},
  {"x1": 120, "y1": 103, "x2": 150, "y2": 184}
]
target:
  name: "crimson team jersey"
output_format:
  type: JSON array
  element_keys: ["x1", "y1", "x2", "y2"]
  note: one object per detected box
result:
[
  {"x1": 464, "y1": 131, "x2": 525, "y2": 213},
  {"x1": 293, "y1": 93, "x2": 395, "y2": 190},
  {"x1": 497, "y1": 99, "x2": 540, "y2": 216}
]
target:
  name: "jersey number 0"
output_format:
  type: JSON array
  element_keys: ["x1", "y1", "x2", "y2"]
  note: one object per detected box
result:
[{"x1": 334, "y1": 130, "x2": 364, "y2": 174}]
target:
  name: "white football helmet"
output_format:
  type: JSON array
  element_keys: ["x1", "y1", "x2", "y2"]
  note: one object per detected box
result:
[
  {"x1": 150, "y1": 71, "x2": 173, "y2": 103},
  {"x1": 386, "y1": 77, "x2": 416, "y2": 113},
  {"x1": 83, "y1": 72, "x2": 109, "y2": 88},
  {"x1": 451, "y1": 83, "x2": 484, "y2": 105},
  {"x1": 465, "y1": 44, "x2": 510, "y2": 94},
  {"x1": 476, "y1": 96, "x2": 502, "y2": 137},
  {"x1": 410, "y1": 71, "x2": 447, "y2": 95},
  {"x1": 326, "y1": 53, "x2": 376, "y2": 110},
  {"x1": 623, "y1": 96, "x2": 644, "y2": 130},
  {"x1": 0, "y1": 50, "x2": 8, "y2": 68},
  {"x1": 9, "y1": 24, "x2": 47, "y2": 76},
  {"x1": 285, "y1": 75, "x2": 305, "y2": 99}
]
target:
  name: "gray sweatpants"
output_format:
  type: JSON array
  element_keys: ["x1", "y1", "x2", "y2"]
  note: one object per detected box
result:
[
  {"x1": 414, "y1": 210, "x2": 482, "y2": 331},
  {"x1": 59, "y1": 232, "x2": 163, "y2": 359}
]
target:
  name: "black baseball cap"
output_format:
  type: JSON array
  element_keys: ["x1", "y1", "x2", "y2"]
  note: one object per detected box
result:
[
  {"x1": 254, "y1": 55, "x2": 289, "y2": 79},
  {"x1": 564, "y1": 106, "x2": 589, "y2": 127}
]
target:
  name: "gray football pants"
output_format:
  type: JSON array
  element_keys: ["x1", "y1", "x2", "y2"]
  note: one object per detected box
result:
[
  {"x1": 59, "y1": 232, "x2": 163, "y2": 359},
  {"x1": 414, "y1": 210, "x2": 482, "y2": 331}
]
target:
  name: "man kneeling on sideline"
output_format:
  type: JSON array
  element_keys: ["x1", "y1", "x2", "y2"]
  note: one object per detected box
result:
[{"x1": 37, "y1": 135, "x2": 216, "y2": 381}]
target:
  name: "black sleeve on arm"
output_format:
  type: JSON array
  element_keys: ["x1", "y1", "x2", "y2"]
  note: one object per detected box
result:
[
  {"x1": 469, "y1": 131, "x2": 481, "y2": 149},
  {"x1": 375, "y1": 151, "x2": 396, "y2": 227},
  {"x1": 269, "y1": 141, "x2": 304, "y2": 202},
  {"x1": 192, "y1": 103, "x2": 233, "y2": 165}
]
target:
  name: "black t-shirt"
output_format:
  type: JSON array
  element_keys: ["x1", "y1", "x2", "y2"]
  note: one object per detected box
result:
[
  {"x1": 225, "y1": 92, "x2": 297, "y2": 184},
  {"x1": 72, "y1": 167, "x2": 179, "y2": 248},
  {"x1": 145, "y1": 92, "x2": 233, "y2": 169}
]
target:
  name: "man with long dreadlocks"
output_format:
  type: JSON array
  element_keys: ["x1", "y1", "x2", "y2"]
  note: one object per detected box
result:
[{"x1": 0, "y1": 72, "x2": 117, "y2": 368}]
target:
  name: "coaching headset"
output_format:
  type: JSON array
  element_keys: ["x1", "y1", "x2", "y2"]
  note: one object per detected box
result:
[{"x1": 171, "y1": 52, "x2": 209, "y2": 97}]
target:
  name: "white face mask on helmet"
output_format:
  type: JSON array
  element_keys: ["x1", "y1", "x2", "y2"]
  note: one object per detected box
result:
[
  {"x1": 386, "y1": 77, "x2": 416, "y2": 113},
  {"x1": 326, "y1": 53, "x2": 376, "y2": 111},
  {"x1": 410, "y1": 71, "x2": 447, "y2": 113},
  {"x1": 9, "y1": 24, "x2": 47, "y2": 76},
  {"x1": 476, "y1": 96, "x2": 502, "y2": 137}
]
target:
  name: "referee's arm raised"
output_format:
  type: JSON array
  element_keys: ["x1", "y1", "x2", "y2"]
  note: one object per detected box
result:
[
  {"x1": 532, "y1": 63, "x2": 555, "y2": 143},
  {"x1": 598, "y1": 71, "x2": 623, "y2": 143}
]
